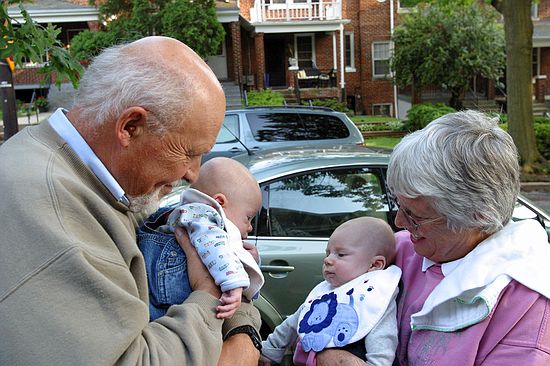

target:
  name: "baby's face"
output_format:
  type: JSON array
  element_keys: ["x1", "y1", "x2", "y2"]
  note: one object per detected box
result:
[
  {"x1": 224, "y1": 189, "x2": 262, "y2": 239},
  {"x1": 322, "y1": 236, "x2": 375, "y2": 287}
]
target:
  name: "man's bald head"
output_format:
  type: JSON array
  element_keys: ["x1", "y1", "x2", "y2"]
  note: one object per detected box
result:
[{"x1": 73, "y1": 36, "x2": 225, "y2": 133}]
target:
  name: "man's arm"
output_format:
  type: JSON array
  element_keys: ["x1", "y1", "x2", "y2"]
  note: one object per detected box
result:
[
  {"x1": 175, "y1": 228, "x2": 262, "y2": 366},
  {"x1": 218, "y1": 333, "x2": 261, "y2": 366},
  {"x1": 316, "y1": 349, "x2": 368, "y2": 366}
]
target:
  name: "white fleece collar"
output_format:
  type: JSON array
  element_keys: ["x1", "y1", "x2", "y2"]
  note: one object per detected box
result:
[{"x1": 411, "y1": 219, "x2": 550, "y2": 332}]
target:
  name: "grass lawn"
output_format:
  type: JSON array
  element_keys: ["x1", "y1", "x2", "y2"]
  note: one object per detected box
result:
[{"x1": 363, "y1": 136, "x2": 402, "y2": 149}]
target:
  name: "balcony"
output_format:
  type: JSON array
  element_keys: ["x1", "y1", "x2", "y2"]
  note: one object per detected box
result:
[{"x1": 250, "y1": 0, "x2": 342, "y2": 23}]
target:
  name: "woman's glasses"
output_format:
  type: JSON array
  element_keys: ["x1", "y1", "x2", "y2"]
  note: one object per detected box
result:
[{"x1": 387, "y1": 189, "x2": 445, "y2": 231}]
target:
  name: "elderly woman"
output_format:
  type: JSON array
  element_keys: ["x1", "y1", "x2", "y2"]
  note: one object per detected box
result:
[{"x1": 317, "y1": 110, "x2": 550, "y2": 365}]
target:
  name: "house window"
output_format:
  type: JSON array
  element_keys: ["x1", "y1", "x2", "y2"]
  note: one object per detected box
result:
[
  {"x1": 533, "y1": 47, "x2": 540, "y2": 77},
  {"x1": 345, "y1": 32, "x2": 355, "y2": 72},
  {"x1": 372, "y1": 42, "x2": 391, "y2": 78},
  {"x1": 295, "y1": 34, "x2": 316, "y2": 68},
  {"x1": 372, "y1": 103, "x2": 392, "y2": 117}
]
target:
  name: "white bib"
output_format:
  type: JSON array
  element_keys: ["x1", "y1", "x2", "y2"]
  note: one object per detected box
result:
[{"x1": 297, "y1": 265, "x2": 401, "y2": 352}]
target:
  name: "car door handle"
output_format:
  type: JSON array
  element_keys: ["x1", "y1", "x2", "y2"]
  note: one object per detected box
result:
[
  {"x1": 260, "y1": 265, "x2": 295, "y2": 273},
  {"x1": 229, "y1": 147, "x2": 244, "y2": 153}
]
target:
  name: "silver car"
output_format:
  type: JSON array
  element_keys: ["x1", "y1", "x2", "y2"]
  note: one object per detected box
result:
[
  {"x1": 163, "y1": 145, "x2": 550, "y2": 350},
  {"x1": 201, "y1": 106, "x2": 364, "y2": 163}
]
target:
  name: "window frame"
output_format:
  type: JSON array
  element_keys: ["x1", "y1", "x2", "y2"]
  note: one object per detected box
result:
[
  {"x1": 345, "y1": 32, "x2": 356, "y2": 72},
  {"x1": 372, "y1": 41, "x2": 392, "y2": 79},
  {"x1": 294, "y1": 33, "x2": 316, "y2": 68}
]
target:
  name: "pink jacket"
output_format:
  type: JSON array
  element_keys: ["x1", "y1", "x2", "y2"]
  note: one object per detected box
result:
[{"x1": 394, "y1": 230, "x2": 550, "y2": 365}]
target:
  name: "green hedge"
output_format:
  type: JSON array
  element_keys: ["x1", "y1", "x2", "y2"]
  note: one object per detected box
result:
[
  {"x1": 500, "y1": 122, "x2": 550, "y2": 160},
  {"x1": 246, "y1": 89, "x2": 285, "y2": 106},
  {"x1": 308, "y1": 98, "x2": 351, "y2": 114},
  {"x1": 405, "y1": 103, "x2": 456, "y2": 131}
]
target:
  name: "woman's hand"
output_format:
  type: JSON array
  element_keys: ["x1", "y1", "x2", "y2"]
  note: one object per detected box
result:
[{"x1": 243, "y1": 241, "x2": 260, "y2": 264}]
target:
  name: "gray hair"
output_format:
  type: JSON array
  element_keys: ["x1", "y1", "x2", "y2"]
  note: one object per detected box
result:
[
  {"x1": 73, "y1": 43, "x2": 191, "y2": 134},
  {"x1": 387, "y1": 109, "x2": 520, "y2": 234}
]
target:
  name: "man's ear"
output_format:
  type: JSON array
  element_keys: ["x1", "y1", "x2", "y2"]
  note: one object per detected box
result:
[
  {"x1": 368, "y1": 255, "x2": 387, "y2": 272},
  {"x1": 115, "y1": 106, "x2": 149, "y2": 148},
  {"x1": 212, "y1": 193, "x2": 227, "y2": 207}
]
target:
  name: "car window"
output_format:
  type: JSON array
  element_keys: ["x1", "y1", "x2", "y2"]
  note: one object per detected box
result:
[
  {"x1": 216, "y1": 114, "x2": 239, "y2": 143},
  {"x1": 299, "y1": 113, "x2": 350, "y2": 139},
  {"x1": 256, "y1": 167, "x2": 389, "y2": 237},
  {"x1": 246, "y1": 112, "x2": 308, "y2": 142}
]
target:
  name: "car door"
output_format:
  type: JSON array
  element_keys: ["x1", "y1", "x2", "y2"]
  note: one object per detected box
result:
[{"x1": 252, "y1": 165, "x2": 392, "y2": 320}]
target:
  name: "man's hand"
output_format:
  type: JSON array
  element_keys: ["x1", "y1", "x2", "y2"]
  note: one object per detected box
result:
[
  {"x1": 175, "y1": 227, "x2": 221, "y2": 298},
  {"x1": 243, "y1": 241, "x2": 260, "y2": 264},
  {"x1": 217, "y1": 288, "x2": 243, "y2": 319}
]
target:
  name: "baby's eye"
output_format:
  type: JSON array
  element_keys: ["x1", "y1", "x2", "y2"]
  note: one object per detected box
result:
[{"x1": 337, "y1": 253, "x2": 346, "y2": 258}]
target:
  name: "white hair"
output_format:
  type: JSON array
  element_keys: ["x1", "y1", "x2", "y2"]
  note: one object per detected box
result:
[
  {"x1": 73, "y1": 43, "x2": 191, "y2": 134},
  {"x1": 387, "y1": 109, "x2": 520, "y2": 234}
]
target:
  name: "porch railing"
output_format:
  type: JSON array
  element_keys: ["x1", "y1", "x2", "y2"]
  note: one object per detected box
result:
[{"x1": 250, "y1": 0, "x2": 342, "y2": 22}]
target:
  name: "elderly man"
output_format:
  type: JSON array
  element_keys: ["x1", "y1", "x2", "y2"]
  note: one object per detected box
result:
[{"x1": 0, "y1": 36, "x2": 261, "y2": 365}]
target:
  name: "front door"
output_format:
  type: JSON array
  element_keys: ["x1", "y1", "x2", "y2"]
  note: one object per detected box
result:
[
  {"x1": 207, "y1": 40, "x2": 228, "y2": 80},
  {"x1": 264, "y1": 37, "x2": 286, "y2": 87}
]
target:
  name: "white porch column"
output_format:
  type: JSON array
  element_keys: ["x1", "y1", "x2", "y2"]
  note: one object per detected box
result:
[
  {"x1": 339, "y1": 23, "x2": 345, "y2": 102},
  {"x1": 332, "y1": 31, "x2": 337, "y2": 70}
]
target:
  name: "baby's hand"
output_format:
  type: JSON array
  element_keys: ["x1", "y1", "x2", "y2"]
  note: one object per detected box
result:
[
  {"x1": 216, "y1": 287, "x2": 243, "y2": 319},
  {"x1": 259, "y1": 355, "x2": 273, "y2": 366}
]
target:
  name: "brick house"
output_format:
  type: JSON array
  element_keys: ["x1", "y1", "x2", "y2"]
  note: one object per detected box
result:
[
  {"x1": 229, "y1": 0, "x2": 399, "y2": 116},
  {"x1": 8, "y1": 0, "x2": 550, "y2": 117}
]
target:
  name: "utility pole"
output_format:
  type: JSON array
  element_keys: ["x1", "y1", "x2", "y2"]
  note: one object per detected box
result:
[{"x1": 0, "y1": 59, "x2": 18, "y2": 141}]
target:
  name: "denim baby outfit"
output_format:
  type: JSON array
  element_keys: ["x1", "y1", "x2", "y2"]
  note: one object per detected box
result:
[
  {"x1": 138, "y1": 207, "x2": 192, "y2": 320},
  {"x1": 138, "y1": 189, "x2": 264, "y2": 321}
]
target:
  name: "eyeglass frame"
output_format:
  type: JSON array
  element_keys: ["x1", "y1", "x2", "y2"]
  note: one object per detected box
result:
[{"x1": 386, "y1": 188, "x2": 445, "y2": 231}]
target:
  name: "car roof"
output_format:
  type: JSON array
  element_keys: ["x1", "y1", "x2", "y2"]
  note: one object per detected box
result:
[
  {"x1": 232, "y1": 144, "x2": 391, "y2": 183},
  {"x1": 229, "y1": 105, "x2": 338, "y2": 113}
]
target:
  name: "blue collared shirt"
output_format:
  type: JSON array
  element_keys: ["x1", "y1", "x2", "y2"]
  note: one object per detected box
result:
[{"x1": 48, "y1": 108, "x2": 130, "y2": 206}]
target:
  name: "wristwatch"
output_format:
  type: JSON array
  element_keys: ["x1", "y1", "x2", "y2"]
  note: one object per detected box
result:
[{"x1": 223, "y1": 325, "x2": 262, "y2": 352}]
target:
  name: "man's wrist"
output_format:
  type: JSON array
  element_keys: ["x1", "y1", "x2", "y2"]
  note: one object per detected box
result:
[{"x1": 223, "y1": 325, "x2": 262, "y2": 352}]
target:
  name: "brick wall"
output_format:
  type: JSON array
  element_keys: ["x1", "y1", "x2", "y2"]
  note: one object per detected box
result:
[
  {"x1": 357, "y1": 0, "x2": 396, "y2": 115},
  {"x1": 538, "y1": 0, "x2": 550, "y2": 19}
]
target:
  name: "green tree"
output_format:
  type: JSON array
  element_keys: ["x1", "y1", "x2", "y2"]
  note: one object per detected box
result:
[
  {"x1": 70, "y1": 0, "x2": 224, "y2": 61},
  {"x1": 1, "y1": 2, "x2": 84, "y2": 88},
  {"x1": 391, "y1": 1, "x2": 505, "y2": 109},
  {"x1": 492, "y1": 0, "x2": 548, "y2": 174},
  {"x1": 1, "y1": 1, "x2": 84, "y2": 140}
]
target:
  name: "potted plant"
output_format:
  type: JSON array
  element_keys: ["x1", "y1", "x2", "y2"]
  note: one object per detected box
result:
[{"x1": 35, "y1": 96, "x2": 49, "y2": 112}]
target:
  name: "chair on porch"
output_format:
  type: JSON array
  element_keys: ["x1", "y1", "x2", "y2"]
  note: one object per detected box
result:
[{"x1": 297, "y1": 60, "x2": 322, "y2": 88}]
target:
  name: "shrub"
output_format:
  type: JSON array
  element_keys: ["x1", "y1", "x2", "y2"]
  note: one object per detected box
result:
[
  {"x1": 404, "y1": 103, "x2": 456, "y2": 131},
  {"x1": 308, "y1": 98, "x2": 351, "y2": 114},
  {"x1": 534, "y1": 123, "x2": 550, "y2": 160},
  {"x1": 500, "y1": 122, "x2": 550, "y2": 160},
  {"x1": 246, "y1": 89, "x2": 285, "y2": 106}
]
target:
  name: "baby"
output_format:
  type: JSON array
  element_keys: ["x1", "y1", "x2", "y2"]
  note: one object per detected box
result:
[
  {"x1": 260, "y1": 217, "x2": 401, "y2": 366},
  {"x1": 138, "y1": 157, "x2": 264, "y2": 320}
]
